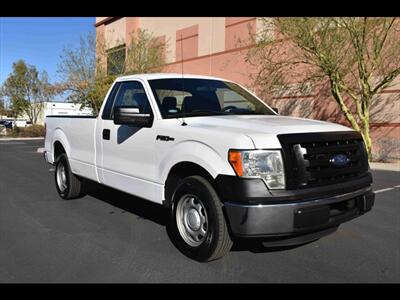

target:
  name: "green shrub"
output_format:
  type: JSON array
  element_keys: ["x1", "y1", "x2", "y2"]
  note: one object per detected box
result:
[
  {"x1": 11, "y1": 126, "x2": 20, "y2": 137},
  {"x1": 18, "y1": 125, "x2": 45, "y2": 137}
]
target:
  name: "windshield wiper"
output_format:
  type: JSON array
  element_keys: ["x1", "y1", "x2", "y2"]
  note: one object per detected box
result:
[
  {"x1": 233, "y1": 111, "x2": 272, "y2": 115},
  {"x1": 167, "y1": 110, "x2": 230, "y2": 118},
  {"x1": 165, "y1": 109, "x2": 275, "y2": 119},
  {"x1": 190, "y1": 110, "x2": 231, "y2": 116}
]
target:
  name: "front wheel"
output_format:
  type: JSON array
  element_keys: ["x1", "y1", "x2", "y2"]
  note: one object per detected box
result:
[
  {"x1": 55, "y1": 153, "x2": 84, "y2": 199},
  {"x1": 168, "y1": 175, "x2": 233, "y2": 262}
]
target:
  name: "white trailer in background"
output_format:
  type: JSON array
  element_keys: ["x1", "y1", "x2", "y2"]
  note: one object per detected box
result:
[
  {"x1": 41, "y1": 102, "x2": 93, "y2": 123},
  {"x1": 15, "y1": 102, "x2": 93, "y2": 126}
]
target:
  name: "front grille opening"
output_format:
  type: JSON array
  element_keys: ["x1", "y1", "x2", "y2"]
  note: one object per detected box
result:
[
  {"x1": 294, "y1": 198, "x2": 360, "y2": 230},
  {"x1": 329, "y1": 199, "x2": 356, "y2": 218}
]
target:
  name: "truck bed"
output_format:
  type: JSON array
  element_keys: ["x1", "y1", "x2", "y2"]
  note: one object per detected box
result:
[{"x1": 45, "y1": 115, "x2": 98, "y2": 182}]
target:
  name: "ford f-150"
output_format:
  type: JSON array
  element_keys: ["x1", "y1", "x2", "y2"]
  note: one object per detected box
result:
[{"x1": 44, "y1": 73, "x2": 375, "y2": 261}]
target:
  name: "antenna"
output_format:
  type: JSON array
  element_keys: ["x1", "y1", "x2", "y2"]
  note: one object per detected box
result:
[
  {"x1": 180, "y1": 33, "x2": 187, "y2": 126},
  {"x1": 180, "y1": 34, "x2": 184, "y2": 77},
  {"x1": 209, "y1": 18, "x2": 213, "y2": 76}
]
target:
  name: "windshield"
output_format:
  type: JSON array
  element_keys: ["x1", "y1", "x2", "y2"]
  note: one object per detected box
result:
[{"x1": 148, "y1": 78, "x2": 276, "y2": 118}]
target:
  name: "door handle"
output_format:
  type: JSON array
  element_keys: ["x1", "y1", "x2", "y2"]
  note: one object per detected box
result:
[{"x1": 103, "y1": 129, "x2": 110, "y2": 140}]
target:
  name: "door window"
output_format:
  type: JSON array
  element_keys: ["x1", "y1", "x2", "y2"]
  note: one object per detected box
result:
[
  {"x1": 111, "y1": 81, "x2": 152, "y2": 118},
  {"x1": 102, "y1": 82, "x2": 121, "y2": 119}
]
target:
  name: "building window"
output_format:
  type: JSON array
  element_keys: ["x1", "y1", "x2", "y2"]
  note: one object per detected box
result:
[{"x1": 107, "y1": 45, "x2": 126, "y2": 75}]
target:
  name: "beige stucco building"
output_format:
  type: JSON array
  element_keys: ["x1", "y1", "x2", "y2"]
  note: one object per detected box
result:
[
  {"x1": 95, "y1": 17, "x2": 399, "y2": 160},
  {"x1": 95, "y1": 17, "x2": 264, "y2": 87}
]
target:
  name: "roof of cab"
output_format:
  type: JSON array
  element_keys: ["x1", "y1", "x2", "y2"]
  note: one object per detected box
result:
[{"x1": 115, "y1": 73, "x2": 231, "y2": 82}]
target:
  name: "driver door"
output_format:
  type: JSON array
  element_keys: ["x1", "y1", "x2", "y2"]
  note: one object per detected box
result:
[{"x1": 99, "y1": 80, "x2": 159, "y2": 202}]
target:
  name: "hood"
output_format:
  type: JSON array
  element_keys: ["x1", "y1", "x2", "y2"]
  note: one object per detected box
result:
[{"x1": 185, "y1": 115, "x2": 353, "y2": 148}]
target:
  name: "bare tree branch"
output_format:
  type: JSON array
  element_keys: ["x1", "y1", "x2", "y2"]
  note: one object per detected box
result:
[{"x1": 247, "y1": 17, "x2": 400, "y2": 159}]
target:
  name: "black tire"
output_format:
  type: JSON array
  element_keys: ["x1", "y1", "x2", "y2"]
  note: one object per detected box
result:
[
  {"x1": 168, "y1": 175, "x2": 233, "y2": 262},
  {"x1": 55, "y1": 153, "x2": 84, "y2": 199}
]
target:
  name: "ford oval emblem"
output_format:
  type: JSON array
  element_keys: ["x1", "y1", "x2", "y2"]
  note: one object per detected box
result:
[{"x1": 330, "y1": 154, "x2": 350, "y2": 167}]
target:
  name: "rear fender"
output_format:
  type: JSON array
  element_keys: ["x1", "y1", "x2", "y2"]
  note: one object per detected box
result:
[{"x1": 51, "y1": 128, "x2": 71, "y2": 163}]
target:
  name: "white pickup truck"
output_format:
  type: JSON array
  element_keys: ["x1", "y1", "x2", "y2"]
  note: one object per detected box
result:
[{"x1": 44, "y1": 73, "x2": 374, "y2": 261}]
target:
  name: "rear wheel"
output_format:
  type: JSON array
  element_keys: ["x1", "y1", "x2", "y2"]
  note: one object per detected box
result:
[
  {"x1": 168, "y1": 175, "x2": 233, "y2": 262},
  {"x1": 55, "y1": 153, "x2": 84, "y2": 199}
]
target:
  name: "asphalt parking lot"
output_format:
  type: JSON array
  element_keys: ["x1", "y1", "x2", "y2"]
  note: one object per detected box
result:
[{"x1": 0, "y1": 139, "x2": 399, "y2": 283}]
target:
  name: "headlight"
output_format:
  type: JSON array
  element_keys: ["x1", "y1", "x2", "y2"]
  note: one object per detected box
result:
[{"x1": 228, "y1": 150, "x2": 285, "y2": 189}]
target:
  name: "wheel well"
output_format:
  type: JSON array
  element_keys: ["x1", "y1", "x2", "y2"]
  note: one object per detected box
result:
[
  {"x1": 54, "y1": 141, "x2": 66, "y2": 161},
  {"x1": 164, "y1": 162, "x2": 216, "y2": 208}
]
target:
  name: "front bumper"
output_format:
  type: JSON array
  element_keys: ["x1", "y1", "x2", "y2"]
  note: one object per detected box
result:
[{"x1": 224, "y1": 186, "x2": 374, "y2": 239}]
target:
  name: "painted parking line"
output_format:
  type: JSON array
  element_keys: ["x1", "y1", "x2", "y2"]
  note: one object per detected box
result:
[
  {"x1": 37, "y1": 147, "x2": 45, "y2": 153},
  {"x1": 374, "y1": 185, "x2": 400, "y2": 194}
]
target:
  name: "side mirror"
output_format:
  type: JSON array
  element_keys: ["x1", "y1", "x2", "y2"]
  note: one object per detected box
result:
[
  {"x1": 113, "y1": 106, "x2": 153, "y2": 127},
  {"x1": 271, "y1": 107, "x2": 279, "y2": 114}
]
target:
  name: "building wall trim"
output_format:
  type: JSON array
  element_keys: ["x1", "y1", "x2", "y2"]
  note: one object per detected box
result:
[
  {"x1": 166, "y1": 44, "x2": 253, "y2": 65},
  {"x1": 94, "y1": 17, "x2": 123, "y2": 27},
  {"x1": 225, "y1": 17, "x2": 257, "y2": 29}
]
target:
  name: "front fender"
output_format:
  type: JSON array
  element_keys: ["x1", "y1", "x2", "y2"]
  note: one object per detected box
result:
[{"x1": 158, "y1": 140, "x2": 235, "y2": 184}]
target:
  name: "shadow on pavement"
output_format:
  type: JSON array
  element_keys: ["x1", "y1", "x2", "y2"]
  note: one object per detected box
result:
[
  {"x1": 230, "y1": 239, "x2": 314, "y2": 253},
  {"x1": 86, "y1": 181, "x2": 169, "y2": 226},
  {"x1": 85, "y1": 180, "x2": 314, "y2": 255}
]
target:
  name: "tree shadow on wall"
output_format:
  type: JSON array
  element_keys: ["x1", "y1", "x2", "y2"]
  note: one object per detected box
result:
[{"x1": 268, "y1": 84, "x2": 399, "y2": 127}]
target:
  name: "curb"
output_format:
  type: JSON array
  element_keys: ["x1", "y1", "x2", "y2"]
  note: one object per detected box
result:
[
  {"x1": 0, "y1": 137, "x2": 44, "y2": 141},
  {"x1": 370, "y1": 162, "x2": 400, "y2": 172}
]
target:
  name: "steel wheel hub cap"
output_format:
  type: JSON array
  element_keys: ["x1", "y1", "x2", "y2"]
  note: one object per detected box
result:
[
  {"x1": 187, "y1": 209, "x2": 201, "y2": 230},
  {"x1": 56, "y1": 163, "x2": 67, "y2": 192},
  {"x1": 176, "y1": 195, "x2": 208, "y2": 247}
]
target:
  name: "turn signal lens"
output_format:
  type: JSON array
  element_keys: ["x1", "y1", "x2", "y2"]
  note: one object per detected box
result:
[{"x1": 228, "y1": 150, "x2": 243, "y2": 176}]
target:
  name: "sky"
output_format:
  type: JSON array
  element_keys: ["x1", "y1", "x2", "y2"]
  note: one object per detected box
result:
[{"x1": 0, "y1": 17, "x2": 95, "y2": 92}]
